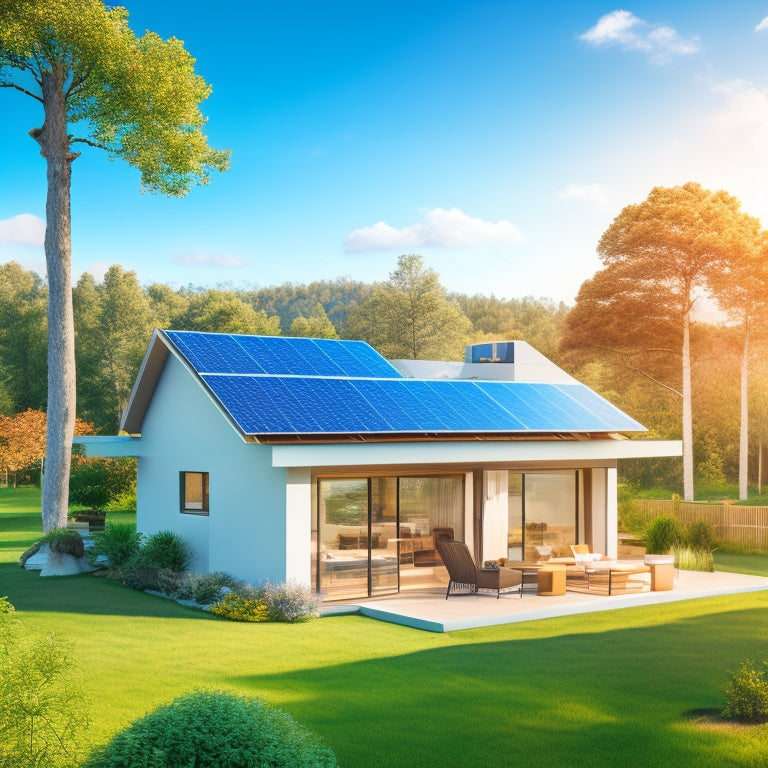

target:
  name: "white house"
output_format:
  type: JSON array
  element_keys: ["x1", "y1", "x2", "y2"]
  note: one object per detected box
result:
[{"x1": 75, "y1": 330, "x2": 681, "y2": 601}]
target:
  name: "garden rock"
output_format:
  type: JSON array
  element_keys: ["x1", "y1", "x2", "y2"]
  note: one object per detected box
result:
[{"x1": 40, "y1": 549, "x2": 96, "y2": 577}]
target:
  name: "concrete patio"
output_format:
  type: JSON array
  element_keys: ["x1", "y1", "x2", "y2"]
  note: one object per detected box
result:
[{"x1": 321, "y1": 567, "x2": 768, "y2": 632}]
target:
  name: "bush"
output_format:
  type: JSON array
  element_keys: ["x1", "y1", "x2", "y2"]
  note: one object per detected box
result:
[
  {"x1": 255, "y1": 580, "x2": 320, "y2": 623},
  {"x1": 45, "y1": 528, "x2": 85, "y2": 558},
  {"x1": 211, "y1": 593, "x2": 270, "y2": 622},
  {"x1": 83, "y1": 689, "x2": 338, "y2": 768},
  {"x1": 141, "y1": 530, "x2": 194, "y2": 572},
  {"x1": 87, "y1": 523, "x2": 142, "y2": 569},
  {"x1": 643, "y1": 515, "x2": 684, "y2": 554},
  {"x1": 69, "y1": 457, "x2": 136, "y2": 511},
  {"x1": 121, "y1": 563, "x2": 165, "y2": 592},
  {"x1": 0, "y1": 598, "x2": 89, "y2": 768},
  {"x1": 684, "y1": 518, "x2": 717, "y2": 552},
  {"x1": 722, "y1": 659, "x2": 768, "y2": 723}
]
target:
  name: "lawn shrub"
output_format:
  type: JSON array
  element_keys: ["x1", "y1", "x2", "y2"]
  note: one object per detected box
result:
[
  {"x1": 211, "y1": 592, "x2": 270, "y2": 622},
  {"x1": 722, "y1": 659, "x2": 768, "y2": 723},
  {"x1": 644, "y1": 515, "x2": 684, "y2": 554},
  {"x1": 87, "y1": 523, "x2": 142, "y2": 569},
  {"x1": 83, "y1": 690, "x2": 338, "y2": 768},
  {"x1": 179, "y1": 571, "x2": 243, "y2": 604},
  {"x1": 0, "y1": 598, "x2": 89, "y2": 768},
  {"x1": 121, "y1": 563, "x2": 165, "y2": 592},
  {"x1": 45, "y1": 528, "x2": 85, "y2": 558},
  {"x1": 254, "y1": 580, "x2": 321, "y2": 622},
  {"x1": 141, "y1": 530, "x2": 194, "y2": 572}
]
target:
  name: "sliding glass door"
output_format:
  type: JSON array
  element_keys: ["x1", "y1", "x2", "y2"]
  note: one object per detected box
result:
[{"x1": 316, "y1": 474, "x2": 465, "y2": 600}]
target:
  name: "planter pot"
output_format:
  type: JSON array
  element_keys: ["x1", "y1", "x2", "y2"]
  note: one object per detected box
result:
[
  {"x1": 72, "y1": 512, "x2": 106, "y2": 532},
  {"x1": 644, "y1": 554, "x2": 675, "y2": 591}
]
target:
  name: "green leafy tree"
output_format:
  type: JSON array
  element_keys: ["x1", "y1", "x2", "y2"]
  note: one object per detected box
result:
[
  {"x1": 0, "y1": 0, "x2": 230, "y2": 532},
  {"x1": 563, "y1": 183, "x2": 752, "y2": 500},
  {"x1": 0, "y1": 262, "x2": 47, "y2": 413},
  {"x1": 345, "y1": 254, "x2": 472, "y2": 360},
  {"x1": 178, "y1": 290, "x2": 281, "y2": 335},
  {"x1": 289, "y1": 303, "x2": 339, "y2": 338}
]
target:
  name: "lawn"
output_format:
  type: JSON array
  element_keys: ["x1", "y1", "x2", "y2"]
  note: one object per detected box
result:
[{"x1": 3, "y1": 488, "x2": 768, "y2": 768}]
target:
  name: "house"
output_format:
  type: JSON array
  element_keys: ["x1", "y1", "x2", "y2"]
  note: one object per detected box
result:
[{"x1": 75, "y1": 330, "x2": 681, "y2": 601}]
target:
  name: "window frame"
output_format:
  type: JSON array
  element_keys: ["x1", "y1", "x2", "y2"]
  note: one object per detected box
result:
[{"x1": 179, "y1": 471, "x2": 210, "y2": 515}]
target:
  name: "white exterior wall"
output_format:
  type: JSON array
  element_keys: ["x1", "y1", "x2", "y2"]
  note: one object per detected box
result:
[
  {"x1": 136, "y1": 356, "x2": 292, "y2": 586},
  {"x1": 482, "y1": 470, "x2": 509, "y2": 560},
  {"x1": 588, "y1": 467, "x2": 617, "y2": 559}
]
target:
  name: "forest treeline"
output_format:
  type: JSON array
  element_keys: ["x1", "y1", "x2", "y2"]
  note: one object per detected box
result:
[{"x1": 0, "y1": 247, "x2": 765, "y2": 494}]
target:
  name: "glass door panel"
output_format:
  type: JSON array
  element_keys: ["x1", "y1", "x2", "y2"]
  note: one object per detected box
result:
[
  {"x1": 370, "y1": 477, "x2": 398, "y2": 596},
  {"x1": 318, "y1": 478, "x2": 369, "y2": 600},
  {"x1": 507, "y1": 473, "x2": 523, "y2": 560},
  {"x1": 521, "y1": 472, "x2": 577, "y2": 560}
]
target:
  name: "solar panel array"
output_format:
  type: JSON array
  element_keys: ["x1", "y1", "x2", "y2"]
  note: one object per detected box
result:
[
  {"x1": 165, "y1": 330, "x2": 403, "y2": 379},
  {"x1": 164, "y1": 331, "x2": 645, "y2": 436}
]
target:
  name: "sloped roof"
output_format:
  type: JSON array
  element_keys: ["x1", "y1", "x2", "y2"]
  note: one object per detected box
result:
[{"x1": 120, "y1": 330, "x2": 646, "y2": 441}]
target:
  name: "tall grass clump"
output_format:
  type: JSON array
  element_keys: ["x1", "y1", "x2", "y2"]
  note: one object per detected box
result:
[
  {"x1": 140, "y1": 530, "x2": 194, "y2": 572},
  {"x1": 87, "y1": 523, "x2": 142, "y2": 570},
  {"x1": 83, "y1": 690, "x2": 338, "y2": 768}
]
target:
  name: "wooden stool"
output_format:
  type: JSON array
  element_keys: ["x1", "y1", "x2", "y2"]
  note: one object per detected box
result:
[{"x1": 538, "y1": 564, "x2": 566, "y2": 596}]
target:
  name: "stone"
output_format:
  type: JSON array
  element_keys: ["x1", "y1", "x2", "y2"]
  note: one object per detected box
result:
[{"x1": 40, "y1": 549, "x2": 96, "y2": 577}]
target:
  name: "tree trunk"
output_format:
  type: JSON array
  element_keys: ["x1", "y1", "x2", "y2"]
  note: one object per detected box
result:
[
  {"x1": 35, "y1": 66, "x2": 78, "y2": 533},
  {"x1": 682, "y1": 307, "x2": 694, "y2": 501},
  {"x1": 739, "y1": 321, "x2": 749, "y2": 500}
]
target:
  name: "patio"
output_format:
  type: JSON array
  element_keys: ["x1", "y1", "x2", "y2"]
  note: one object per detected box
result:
[{"x1": 321, "y1": 566, "x2": 768, "y2": 632}]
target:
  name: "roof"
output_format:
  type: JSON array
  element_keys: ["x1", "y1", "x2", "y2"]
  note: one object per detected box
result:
[{"x1": 120, "y1": 329, "x2": 646, "y2": 441}]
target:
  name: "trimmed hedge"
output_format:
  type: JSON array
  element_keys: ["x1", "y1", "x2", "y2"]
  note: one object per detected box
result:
[{"x1": 83, "y1": 690, "x2": 338, "y2": 768}]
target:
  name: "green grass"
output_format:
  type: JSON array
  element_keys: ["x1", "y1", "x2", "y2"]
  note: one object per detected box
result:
[{"x1": 3, "y1": 491, "x2": 768, "y2": 767}]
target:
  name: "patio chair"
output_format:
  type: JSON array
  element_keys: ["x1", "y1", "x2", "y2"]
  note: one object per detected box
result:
[{"x1": 435, "y1": 539, "x2": 523, "y2": 599}]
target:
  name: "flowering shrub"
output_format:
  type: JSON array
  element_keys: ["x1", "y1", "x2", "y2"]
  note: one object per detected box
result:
[
  {"x1": 211, "y1": 593, "x2": 270, "y2": 622},
  {"x1": 256, "y1": 580, "x2": 320, "y2": 622}
]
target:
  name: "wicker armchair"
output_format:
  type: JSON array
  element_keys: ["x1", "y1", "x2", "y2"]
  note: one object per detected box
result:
[{"x1": 436, "y1": 539, "x2": 523, "y2": 599}]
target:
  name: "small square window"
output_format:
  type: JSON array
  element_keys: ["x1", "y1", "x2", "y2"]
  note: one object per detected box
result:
[{"x1": 180, "y1": 471, "x2": 209, "y2": 515}]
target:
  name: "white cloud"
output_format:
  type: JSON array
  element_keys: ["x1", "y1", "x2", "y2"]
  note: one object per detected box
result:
[
  {"x1": 710, "y1": 78, "x2": 768, "y2": 154},
  {"x1": 557, "y1": 183, "x2": 611, "y2": 209},
  {"x1": 0, "y1": 213, "x2": 45, "y2": 245},
  {"x1": 172, "y1": 253, "x2": 247, "y2": 268},
  {"x1": 580, "y1": 10, "x2": 700, "y2": 64},
  {"x1": 756, "y1": 17, "x2": 768, "y2": 32},
  {"x1": 344, "y1": 207, "x2": 523, "y2": 253}
]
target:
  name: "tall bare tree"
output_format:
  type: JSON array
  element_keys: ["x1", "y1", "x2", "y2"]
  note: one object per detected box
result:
[{"x1": 0, "y1": 0, "x2": 229, "y2": 531}]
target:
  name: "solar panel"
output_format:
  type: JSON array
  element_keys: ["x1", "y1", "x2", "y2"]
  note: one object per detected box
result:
[
  {"x1": 200, "y1": 374, "x2": 644, "y2": 436},
  {"x1": 165, "y1": 330, "x2": 403, "y2": 379}
]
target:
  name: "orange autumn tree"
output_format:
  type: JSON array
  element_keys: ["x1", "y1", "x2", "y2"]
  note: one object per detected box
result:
[{"x1": 0, "y1": 409, "x2": 93, "y2": 487}]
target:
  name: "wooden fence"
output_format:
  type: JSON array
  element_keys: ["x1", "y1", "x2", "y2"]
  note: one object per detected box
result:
[{"x1": 635, "y1": 499, "x2": 768, "y2": 552}]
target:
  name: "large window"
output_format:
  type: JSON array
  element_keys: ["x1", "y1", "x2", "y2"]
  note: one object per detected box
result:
[{"x1": 180, "y1": 471, "x2": 209, "y2": 515}]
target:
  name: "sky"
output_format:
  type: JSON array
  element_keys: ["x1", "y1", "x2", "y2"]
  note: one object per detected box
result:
[{"x1": 3, "y1": 1, "x2": 768, "y2": 305}]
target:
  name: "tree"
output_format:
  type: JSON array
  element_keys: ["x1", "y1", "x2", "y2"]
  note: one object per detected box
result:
[
  {"x1": 708, "y1": 220, "x2": 768, "y2": 498},
  {"x1": 344, "y1": 254, "x2": 473, "y2": 360},
  {"x1": 288, "y1": 303, "x2": 339, "y2": 338},
  {"x1": 0, "y1": 262, "x2": 48, "y2": 413},
  {"x1": 0, "y1": 409, "x2": 93, "y2": 487},
  {"x1": 567, "y1": 183, "x2": 751, "y2": 499},
  {"x1": 177, "y1": 290, "x2": 281, "y2": 335},
  {"x1": 0, "y1": 0, "x2": 230, "y2": 532}
]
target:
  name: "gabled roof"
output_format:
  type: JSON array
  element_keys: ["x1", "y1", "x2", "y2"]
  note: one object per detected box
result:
[{"x1": 120, "y1": 330, "x2": 646, "y2": 442}]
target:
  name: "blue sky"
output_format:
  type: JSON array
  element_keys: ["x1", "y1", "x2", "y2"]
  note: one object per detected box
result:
[{"x1": 3, "y1": 1, "x2": 768, "y2": 303}]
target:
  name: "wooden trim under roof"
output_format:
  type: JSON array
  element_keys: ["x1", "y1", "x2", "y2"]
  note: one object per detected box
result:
[
  {"x1": 120, "y1": 329, "x2": 170, "y2": 434},
  {"x1": 249, "y1": 431, "x2": 623, "y2": 445}
]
